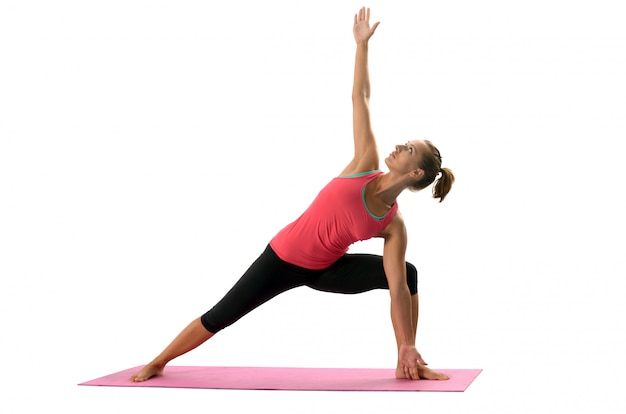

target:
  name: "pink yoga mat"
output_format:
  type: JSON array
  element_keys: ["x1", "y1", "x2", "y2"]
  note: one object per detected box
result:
[{"x1": 79, "y1": 366, "x2": 481, "y2": 392}]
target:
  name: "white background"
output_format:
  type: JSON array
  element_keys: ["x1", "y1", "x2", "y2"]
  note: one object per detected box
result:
[{"x1": 1, "y1": 1, "x2": 625, "y2": 413}]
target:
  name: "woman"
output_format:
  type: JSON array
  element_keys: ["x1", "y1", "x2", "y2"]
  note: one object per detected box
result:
[{"x1": 130, "y1": 7, "x2": 454, "y2": 382}]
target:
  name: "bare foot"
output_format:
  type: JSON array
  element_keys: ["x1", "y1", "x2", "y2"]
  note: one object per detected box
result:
[
  {"x1": 129, "y1": 364, "x2": 164, "y2": 382},
  {"x1": 417, "y1": 364, "x2": 449, "y2": 380},
  {"x1": 396, "y1": 363, "x2": 449, "y2": 380}
]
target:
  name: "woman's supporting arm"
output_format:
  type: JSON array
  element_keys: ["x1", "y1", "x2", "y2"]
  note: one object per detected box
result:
[{"x1": 381, "y1": 214, "x2": 426, "y2": 380}]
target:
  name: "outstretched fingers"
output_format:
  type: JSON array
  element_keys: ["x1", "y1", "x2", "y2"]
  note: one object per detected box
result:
[
  {"x1": 353, "y1": 6, "x2": 380, "y2": 40},
  {"x1": 355, "y1": 6, "x2": 367, "y2": 23}
]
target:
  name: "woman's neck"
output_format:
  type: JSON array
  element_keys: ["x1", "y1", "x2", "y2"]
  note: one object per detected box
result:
[{"x1": 370, "y1": 173, "x2": 407, "y2": 207}]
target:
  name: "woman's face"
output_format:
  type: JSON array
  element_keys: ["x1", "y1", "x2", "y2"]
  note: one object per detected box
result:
[{"x1": 385, "y1": 139, "x2": 426, "y2": 176}]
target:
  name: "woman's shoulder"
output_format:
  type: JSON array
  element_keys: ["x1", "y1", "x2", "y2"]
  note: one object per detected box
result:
[
  {"x1": 339, "y1": 155, "x2": 381, "y2": 177},
  {"x1": 376, "y1": 209, "x2": 405, "y2": 239},
  {"x1": 338, "y1": 169, "x2": 382, "y2": 178}
]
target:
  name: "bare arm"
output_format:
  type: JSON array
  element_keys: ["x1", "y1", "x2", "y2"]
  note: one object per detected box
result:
[
  {"x1": 340, "y1": 7, "x2": 381, "y2": 176},
  {"x1": 381, "y1": 214, "x2": 425, "y2": 380}
]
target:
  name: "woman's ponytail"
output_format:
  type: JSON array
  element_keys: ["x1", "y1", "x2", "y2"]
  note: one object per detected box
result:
[
  {"x1": 409, "y1": 140, "x2": 455, "y2": 202},
  {"x1": 432, "y1": 167, "x2": 455, "y2": 202}
]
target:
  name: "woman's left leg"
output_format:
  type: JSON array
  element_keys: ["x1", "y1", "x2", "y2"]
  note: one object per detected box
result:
[
  {"x1": 307, "y1": 254, "x2": 447, "y2": 380},
  {"x1": 305, "y1": 253, "x2": 420, "y2": 336},
  {"x1": 306, "y1": 253, "x2": 418, "y2": 295}
]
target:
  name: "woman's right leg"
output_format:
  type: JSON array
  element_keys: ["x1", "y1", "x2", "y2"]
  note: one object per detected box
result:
[
  {"x1": 130, "y1": 245, "x2": 310, "y2": 382},
  {"x1": 130, "y1": 317, "x2": 214, "y2": 382}
]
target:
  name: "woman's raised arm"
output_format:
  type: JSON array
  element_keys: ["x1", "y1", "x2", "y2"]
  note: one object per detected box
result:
[{"x1": 341, "y1": 7, "x2": 381, "y2": 176}]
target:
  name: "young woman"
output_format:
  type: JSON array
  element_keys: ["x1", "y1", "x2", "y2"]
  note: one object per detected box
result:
[{"x1": 130, "y1": 7, "x2": 454, "y2": 382}]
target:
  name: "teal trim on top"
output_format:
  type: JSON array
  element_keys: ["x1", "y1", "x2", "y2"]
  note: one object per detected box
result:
[
  {"x1": 339, "y1": 169, "x2": 381, "y2": 178},
  {"x1": 362, "y1": 186, "x2": 386, "y2": 220},
  {"x1": 337, "y1": 169, "x2": 386, "y2": 220}
]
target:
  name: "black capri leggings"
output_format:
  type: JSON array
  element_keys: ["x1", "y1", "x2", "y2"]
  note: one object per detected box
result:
[{"x1": 200, "y1": 244, "x2": 418, "y2": 333}]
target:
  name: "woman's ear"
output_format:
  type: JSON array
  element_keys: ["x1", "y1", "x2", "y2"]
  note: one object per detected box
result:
[{"x1": 409, "y1": 168, "x2": 424, "y2": 180}]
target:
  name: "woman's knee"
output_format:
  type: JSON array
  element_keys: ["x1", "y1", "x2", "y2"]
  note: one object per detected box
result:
[{"x1": 405, "y1": 261, "x2": 418, "y2": 294}]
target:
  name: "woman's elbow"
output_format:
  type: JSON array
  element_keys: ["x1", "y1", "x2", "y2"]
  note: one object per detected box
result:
[
  {"x1": 388, "y1": 284, "x2": 411, "y2": 299},
  {"x1": 352, "y1": 91, "x2": 370, "y2": 102}
]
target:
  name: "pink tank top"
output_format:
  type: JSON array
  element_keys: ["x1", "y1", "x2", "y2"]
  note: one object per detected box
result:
[{"x1": 269, "y1": 170, "x2": 399, "y2": 269}]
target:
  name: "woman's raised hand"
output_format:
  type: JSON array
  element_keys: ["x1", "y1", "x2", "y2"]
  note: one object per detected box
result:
[{"x1": 353, "y1": 7, "x2": 380, "y2": 43}]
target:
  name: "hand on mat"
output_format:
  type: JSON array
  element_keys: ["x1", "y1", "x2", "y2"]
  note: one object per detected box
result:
[
  {"x1": 353, "y1": 7, "x2": 380, "y2": 43},
  {"x1": 398, "y1": 345, "x2": 425, "y2": 380},
  {"x1": 397, "y1": 345, "x2": 449, "y2": 380}
]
